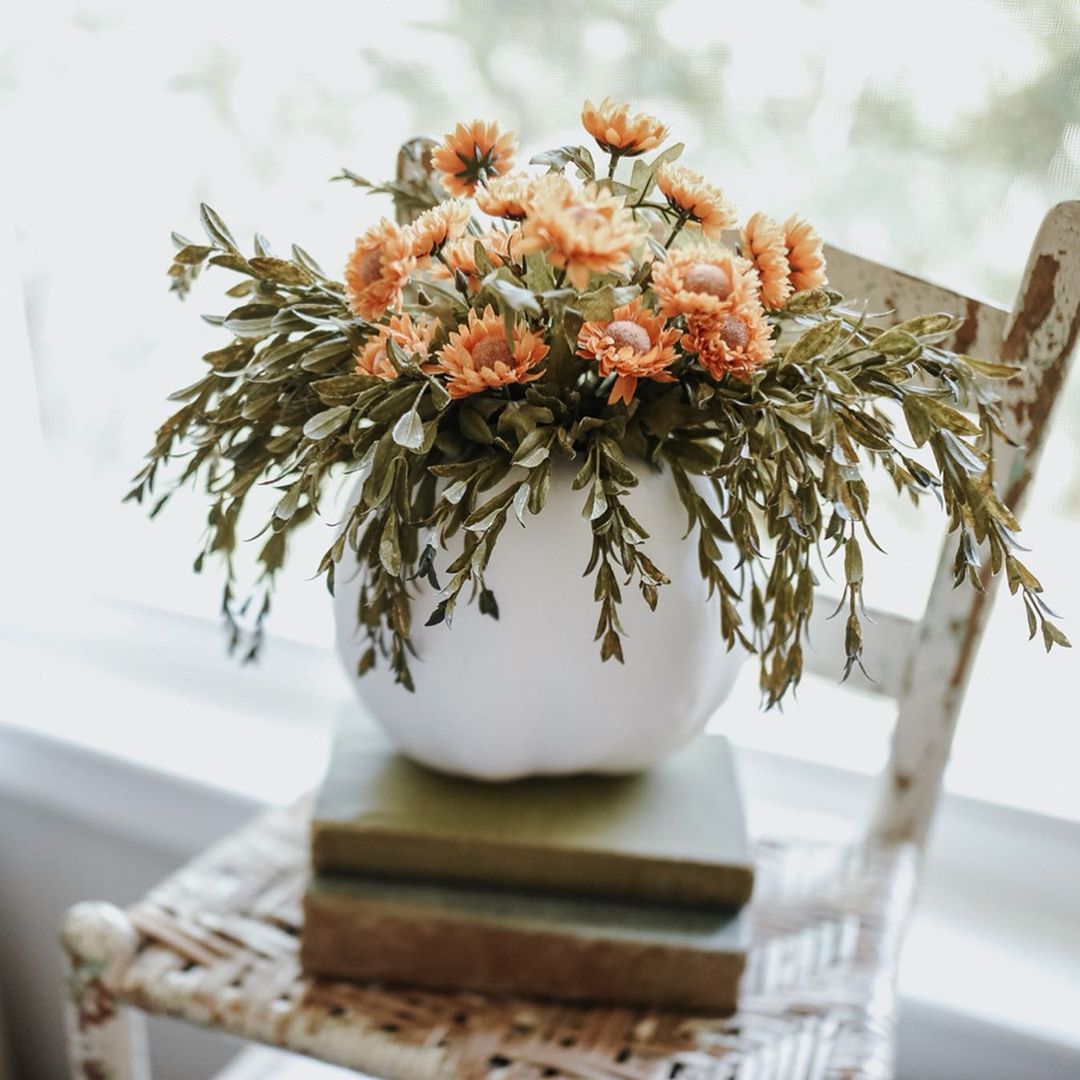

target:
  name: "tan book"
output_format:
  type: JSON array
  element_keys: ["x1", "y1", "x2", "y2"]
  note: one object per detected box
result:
[
  {"x1": 312, "y1": 727, "x2": 753, "y2": 908},
  {"x1": 301, "y1": 873, "x2": 748, "y2": 1012}
]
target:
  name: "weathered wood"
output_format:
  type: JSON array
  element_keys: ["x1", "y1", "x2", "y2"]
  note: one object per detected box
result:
[
  {"x1": 824, "y1": 244, "x2": 1009, "y2": 361},
  {"x1": 871, "y1": 201, "x2": 1080, "y2": 845},
  {"x1": 61, "y1": 902, "x2": 151, "y2": 1080}
]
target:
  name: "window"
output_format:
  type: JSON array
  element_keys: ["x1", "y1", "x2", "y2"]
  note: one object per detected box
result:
[{"x1": 3, "y1": 0, "x2": 1079, "y2": 817}]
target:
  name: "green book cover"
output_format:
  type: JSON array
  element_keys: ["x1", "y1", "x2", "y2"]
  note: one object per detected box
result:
[
  {"x1": 312, "y1": 721, "x2": 753, "y2": 908},
  {"x1": 301, "y1": 872, "x2": 748, "y2": 1012}
]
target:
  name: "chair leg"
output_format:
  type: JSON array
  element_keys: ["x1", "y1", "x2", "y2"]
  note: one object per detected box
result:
[{"x1": 62, "y1": 901, "x2": 151, "y2": 1080}]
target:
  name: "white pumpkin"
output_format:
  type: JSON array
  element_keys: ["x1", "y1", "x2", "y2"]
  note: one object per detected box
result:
[{"x1": 333, "y1": 461, "x2": 743, "y2": 780}]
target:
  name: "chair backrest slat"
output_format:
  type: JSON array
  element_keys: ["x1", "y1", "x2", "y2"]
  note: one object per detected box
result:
[
  {"x1": 824, "y1": 244, "x2": 1009, "y2": 360},
  {"x1": 803, "y1": 600, "x2": 917, "y2": 700}
]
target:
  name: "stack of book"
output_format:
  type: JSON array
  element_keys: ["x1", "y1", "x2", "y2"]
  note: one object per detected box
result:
[{"x1": 301, "y1": 718, "x2": 754, "y2": 1012}]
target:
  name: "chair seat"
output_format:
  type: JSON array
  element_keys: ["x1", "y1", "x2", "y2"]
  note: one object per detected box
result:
[{"x1": 110, "y1": 802, "x2": 917, "y2": 1080}]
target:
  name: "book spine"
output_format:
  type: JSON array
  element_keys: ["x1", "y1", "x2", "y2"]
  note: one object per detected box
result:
[
  {"x1": 311, "y1": 831, "x2": 754, "y2": 909},
  {"x1": 301, "y1": 891, "x2": 743, "y2": 1013}
]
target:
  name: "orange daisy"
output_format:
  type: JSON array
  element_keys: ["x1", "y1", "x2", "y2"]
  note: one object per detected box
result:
[
  {"x1": 581, "y1": 97, "x2": 668, "y2": 156},
  {"x1": 577, "y1": 298, "x2": 681, "y2": 406},
  {"x1": 650, "y1": 243, "x2": 759, "y2": 320},
  {"x1": 683, "y1": 302, "x2": 774, "y2": 381},
  {"x1": 517, "y1": 180, "x2": 645, "y2": 291},
  {"x1": 783, "y1": 215, "x2": 827, "y2": 292},
  {"x1": 344, "y1": 219, "x2": 416, "y2": 320},
  {"x1": 409, "y1": 199, "x2": 473, "y2": 260},
  {"x1": 430, "y1": 305, "x2": 549, "y2": 399},
  {"x1": 431, "y1": 120, "x2": 517, "y2": 198},
  {"x1": 355, "y1": 313, "x2": 439, "y2": 380},
  {"x1": 475, "y1": 173, "x2": 531, "y2": 220},
  {"x1": 741, "y1": 212, "x2": 793, "y2": 310},
  {"x1": 655, "y1": 163, "x2": 736, "y2": 240}
]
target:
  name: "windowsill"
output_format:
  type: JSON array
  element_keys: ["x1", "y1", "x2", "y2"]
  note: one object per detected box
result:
[{"x1": 2, "y1": 594, "x2": 1079, "y2": 1055}]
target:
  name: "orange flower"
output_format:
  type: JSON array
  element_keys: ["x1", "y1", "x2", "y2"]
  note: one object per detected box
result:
[
  {"x1": 783, "y1": 215, "x2": 827, "y2": 292},
  {"x1": 581, "y1": 97, "x2": 667, "y2": 156},
  {"x1": 475, "y1": 173, "x2": 531, "y2": 220},
  {"x1": 741, "y1": 212, "x2": 793, "y2": 310},
  {"x1": 344, "y1": 219, "x2": 416, "y2": 320},
  {"x1": 656, "y1": 164, "x2": 736, "y2": 239},
  {"x1": 650, "y1": 243, "x2": 759, "y2": 320},
  {"x1": 355, "y1": 314, "x2": 439, "y2": 380},
  {"x1": 409, "y1": 199, "x2": 472, "y2": 260},
  {"x1": 577, "y1": 298, "x2": 681, "y2": 406},
  {"x1": 683, "y1": 302, "x2": 774, "y2": 381},
  {"x1": 517, "y1": 180, "x2": 645, "y2": 291},
  {"x1": 431, "y1": 120, "x2": 517, "y2": 198},
  {"x1": 430, "y1": 305, "x2": 549, "y2": 398}
]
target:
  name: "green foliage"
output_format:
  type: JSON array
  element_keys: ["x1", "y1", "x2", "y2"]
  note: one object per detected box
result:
[{"x1": 135, "y1": 150, "x2": 1068, "y2": 704}]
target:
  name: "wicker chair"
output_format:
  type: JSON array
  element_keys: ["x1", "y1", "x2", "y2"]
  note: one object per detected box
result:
[{"x1": 61, "y1": 199, "x2": 1080, "y2": 1080}]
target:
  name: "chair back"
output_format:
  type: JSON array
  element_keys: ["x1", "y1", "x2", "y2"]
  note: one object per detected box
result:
[{"x1": 814, "y1": 202, "x2": 1080, "y2": 844}]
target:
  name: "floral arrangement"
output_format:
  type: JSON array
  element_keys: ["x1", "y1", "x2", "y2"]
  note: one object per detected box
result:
[{"x1": 130, "y1": 98, "x2": 1068, "y2": 704}]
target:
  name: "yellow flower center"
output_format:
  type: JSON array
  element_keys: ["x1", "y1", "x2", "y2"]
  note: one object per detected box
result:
[
  {"x1": 683, "y1": 263, "x2": 731, "y2": 299},
  {"x1": 606, "y1": 320, "x2": 651, "y2": 353},
  {"x1": 719, "y1": 315, "x2": 749, "y2": 351},
  {"x1": 472, "y1": 334, "x2": 514, "y2": 369},
  {"x1": 357, "y1": 248, "x2": 383, "y2": 287}
]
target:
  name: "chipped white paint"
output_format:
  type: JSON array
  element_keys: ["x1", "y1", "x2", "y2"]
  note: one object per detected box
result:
[{"x1": 62, "y1": 902, "x2": 150, "y2": 1080}]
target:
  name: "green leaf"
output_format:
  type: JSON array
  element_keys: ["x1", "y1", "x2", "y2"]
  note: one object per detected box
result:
[
  {"x1": 459, "y1": 407, "x2": 494, "y2": 444},
  {"x1": 529, "y1": 145, "x2": 595, "y2": 178},
  {"x1": 498, "y1": 401, "x2": 555, "y2": 441},
  {"x1": 248, "y1": 257, "x2": 314, "y2": 286},
  {"x1": 890, "y1": 313, "x2": 956, "y2": 340},
  {"x1": 391, "y1": 409, "x2": 424, "y2": 450},
  {"x1": 199, "y1": 204, "x2": 239, "y2": 252},
  {"x1": 302, "y1": 405, "x2": 351, "y2": 441},
  {"x1": 956, "y1": 355, "x2": 1022, "y2": 380},
  {"x1": 379, "y1": 513, "x2": 401, "y2": 576},
  {"x1": 784, "y1": 288, "x2": 833, "y2": 314},
  {"x1": 871, "y1": 326, "x2": 921, "y2": 355},
  {"x1": 649, "y1": 141, "x2": 684, "y2": 170},
  {"x1": 173, "y1": 244, "x2": 214, "y2": 266},
  {"x1": 641, "y1": 386, "x2": 689, "y2": 439},
  {"x1": 488, "y1": 278, "x2": 543, "y2": 318},
  {"x1": 478, "y1": 587, "x2": 500, "y2": 620},
  {"x1": 1041, "y1": 620, "x2": 1072, "y2": 651},
  {"x1": 223, "y1": 304, "x2": 279, "y2": 337},
  {"x1": 600, "y1": 629, "x2": 624, "y2": 663},
  {"x1": 576, "y1": 283, "x2": 640, "y2": 321},
  {"x1": 844, "y1": 537, "x2": 863, "y2": 585},
  {"x1": 512, "y1": 428, "x2": 552, "y2": 468},
  {"x1": 784, "y1": 319, "x2": 843, "y2": 366},
  {"x1": 273, "y1": 483, "x2": 304, "y2": 522},
  {"x1": 901, "y1": 396, "x2": 933, "y2": 447}
]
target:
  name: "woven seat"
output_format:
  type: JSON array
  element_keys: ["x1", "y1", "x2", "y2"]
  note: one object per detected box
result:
[{"x1": 63, "y1": 801, "x2": 917, "y2": 1080}]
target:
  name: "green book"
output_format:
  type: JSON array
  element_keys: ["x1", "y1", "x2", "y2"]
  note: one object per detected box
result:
[
  {"x1": 312, "y1": 722, "x2": 753, "y2": 908},
  {"x1": 301, "y1": 872, "x2": 748, "y2": 1012}
]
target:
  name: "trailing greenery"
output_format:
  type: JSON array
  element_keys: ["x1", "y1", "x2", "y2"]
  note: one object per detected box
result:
[{"x1": 131, "y1": 115, "x2": 1068, "y2": 707}]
